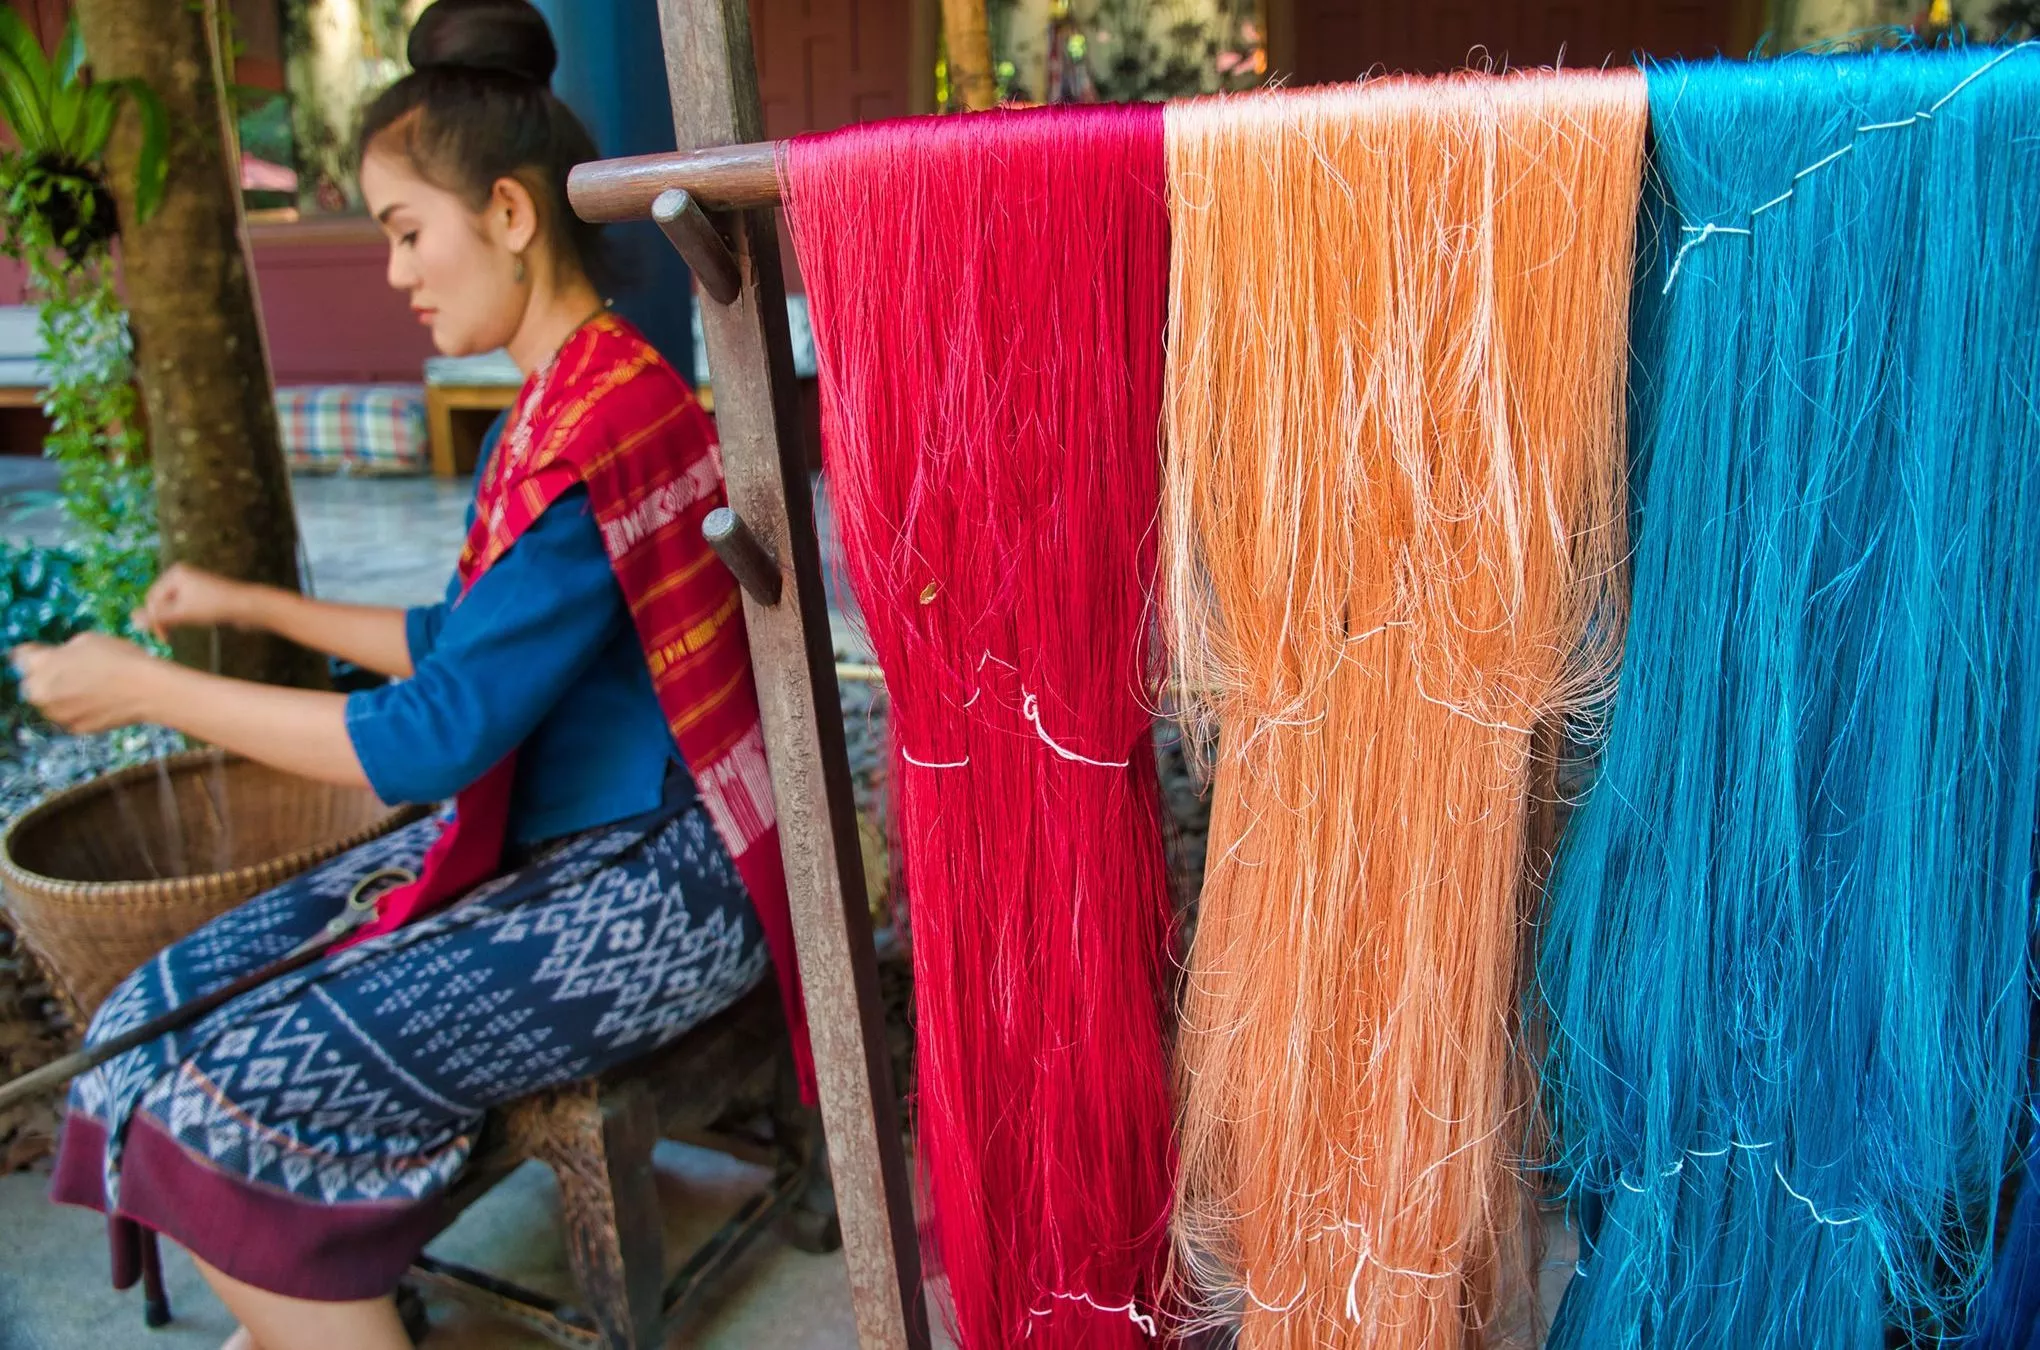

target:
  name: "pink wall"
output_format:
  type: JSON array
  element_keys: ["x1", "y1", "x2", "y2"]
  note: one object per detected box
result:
[
  {"x1": 247, "y1": 218, "x2": 436, "y2": 386},
  {"x1": 0, "y1": 219, "x2": 435, "y2": 390}
]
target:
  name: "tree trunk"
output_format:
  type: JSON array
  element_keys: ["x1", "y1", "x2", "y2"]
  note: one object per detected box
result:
[
  {"x1": 939, "y1": 0, "x2": 997, "y2": 111},
  {"x1": 74, "y1": 0, "x2": 323, "y2": 688}
]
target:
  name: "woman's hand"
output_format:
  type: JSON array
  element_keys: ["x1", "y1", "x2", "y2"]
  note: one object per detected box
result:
[
  {"x1": 11, "y1": 639, "x2": 368, "y2": 788},
  {"x1": 134, "y1": 563, "x2": 254, "y2": 640},
  {"x1": 11, "y1": 635, "x2": 165, "y2": 734},
  {"x1": 134, "y1": 568, "x2": 419, "y2": 681}
]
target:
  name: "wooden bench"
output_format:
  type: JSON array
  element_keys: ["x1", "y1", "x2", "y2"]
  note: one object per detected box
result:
[
  {"x1": 131, "y1": 977, "x2": 840, "y2": 1348},
  {"x1": 0, "y1": 306, "x2": 48, "y2": 442},
  {"x1": 402, "y1": 978, "x2": 841, "y2": 1348},
  {"x1": 424, "y1": 383, "x2": 519, "y2": 478},
  {"x1": 424, "y1": 353, "x2": 523, "y2": 478}
]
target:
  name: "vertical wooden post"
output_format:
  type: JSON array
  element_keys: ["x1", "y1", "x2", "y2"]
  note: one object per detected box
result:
[
  {"x1": 651, "y1": 4, "x2": 930, "y2": 1348},
  {"x1": 939, "y1": 0, "x2": 998, "y2": 110}
]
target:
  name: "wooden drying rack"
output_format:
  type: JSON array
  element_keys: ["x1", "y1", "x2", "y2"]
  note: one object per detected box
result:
[
  {"x1": 567, "y1": 4, "x2": 926, "y2": 1348},
  {"x1": 569, "y1": 16, "x2": 1576, "y2": 1350}
]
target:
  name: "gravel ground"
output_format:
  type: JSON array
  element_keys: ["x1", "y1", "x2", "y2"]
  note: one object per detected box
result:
[{"x1": 0, "y1": 722, "x2": 187, "y2": 828}]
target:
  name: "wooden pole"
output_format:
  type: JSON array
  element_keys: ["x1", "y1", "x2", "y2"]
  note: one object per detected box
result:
[
  {"x1": 647, "y1": 4, "x2": 930, "y2": 1348},
  {"x1": 569, "y1": 143, "x2": 781, "y2": 221},
  {"x1": 939, "y1": 0, "x2": 998, "y2": 110}
]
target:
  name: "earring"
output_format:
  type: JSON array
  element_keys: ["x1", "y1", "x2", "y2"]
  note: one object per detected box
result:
[{"x1": 513, "y1": 254, "x2": 527, "y2": 284}]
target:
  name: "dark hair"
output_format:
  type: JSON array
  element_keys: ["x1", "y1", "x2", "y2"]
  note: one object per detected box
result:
[{"x1": 357, "y1": 0, "x2": 609, "y2": 287}]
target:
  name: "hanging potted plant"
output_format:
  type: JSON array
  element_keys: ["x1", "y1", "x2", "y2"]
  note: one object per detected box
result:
[{"x1": 0, "y1": 11, "x2": 168, "y2": 699}]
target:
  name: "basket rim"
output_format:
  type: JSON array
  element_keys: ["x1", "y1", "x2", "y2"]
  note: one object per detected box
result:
[{"x1": 0, "y1": 748, "x2": 427, "y2": 906}]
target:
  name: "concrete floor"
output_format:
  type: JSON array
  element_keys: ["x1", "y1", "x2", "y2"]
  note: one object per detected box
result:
[
  {"x1": 0, "y1": 1139, "x2": 945, "y2": 1350},
  {"x1": 292, "y1": 473, "x2": 475, "y2": 608}
]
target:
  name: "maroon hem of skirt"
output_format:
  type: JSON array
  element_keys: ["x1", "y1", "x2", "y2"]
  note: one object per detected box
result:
[{"x1": 52, "y1": 1111, "x2": 448, "y2": 1302}]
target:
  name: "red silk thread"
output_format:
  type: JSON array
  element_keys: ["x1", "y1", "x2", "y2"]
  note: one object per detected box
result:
[{"x1": 783, "y1": 103, "x2": 1178, "y2": 1348}]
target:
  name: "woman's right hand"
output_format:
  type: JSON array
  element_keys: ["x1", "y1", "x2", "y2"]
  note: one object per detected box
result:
[{"x1": 134, "y1": 564, "x2": 256, "y2": 640}]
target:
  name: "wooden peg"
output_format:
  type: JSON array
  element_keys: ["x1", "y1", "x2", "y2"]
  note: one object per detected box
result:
[
  {"x1": 703, "y1": 506, "x2": 782, "y2": 606},
  {"x1": 653, "y1": 188, "x2": 742, "y2": 306}
]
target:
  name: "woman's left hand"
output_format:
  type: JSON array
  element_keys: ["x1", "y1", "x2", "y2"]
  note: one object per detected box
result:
[{"x1": 11, "y1": 635, "x2": 162, "y2": 734}]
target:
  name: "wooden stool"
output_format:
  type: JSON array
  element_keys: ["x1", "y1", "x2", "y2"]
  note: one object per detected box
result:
[
  {"x1": 122, "y1": 980, "x2": 836, "y2": 1347},
  {"x1": 404, "y1": 978, "x2": 841, "y2": 1348}
]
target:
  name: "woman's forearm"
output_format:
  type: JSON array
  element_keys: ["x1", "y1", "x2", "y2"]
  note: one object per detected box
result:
[
  {"x1": 239, "y1": 587, "x2": 415, "y2": 679},
  {"x1": 139, "y1": 663, "x2": 372, "y2": 790}
]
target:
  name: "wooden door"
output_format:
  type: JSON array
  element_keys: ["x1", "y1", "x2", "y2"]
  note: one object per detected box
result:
[
  {"x1": 749, "y1": 0, "x2": 918, "y2": 140},
  {"x1": 1282, "y1": 0, "x2": 1751, "y2": 83},
  {"x1": 746, "y1": 0, "x2": 924, "y2": 293}
]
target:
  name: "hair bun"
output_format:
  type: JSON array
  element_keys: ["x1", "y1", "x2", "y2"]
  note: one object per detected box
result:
[{"x1": 408, "y1": 0, "x2": 557, "y2": 87}]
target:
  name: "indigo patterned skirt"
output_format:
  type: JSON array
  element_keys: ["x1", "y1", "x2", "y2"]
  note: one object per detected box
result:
[{"x1": 49, "y1": 778, "x2": 769, "y2": 1301}]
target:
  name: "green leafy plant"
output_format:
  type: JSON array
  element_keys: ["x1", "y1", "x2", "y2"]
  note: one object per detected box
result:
[
  {"x1": 0, "y1": 12, "x2": 166, "y2": 656},
  {"x1": 0, "y1": 540, "x2": 92, "y2": 727},
  {"x1": 0, "y1": 541, "x2": 89, "y2": 648}
]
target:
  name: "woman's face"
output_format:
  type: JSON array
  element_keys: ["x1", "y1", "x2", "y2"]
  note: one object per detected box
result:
[{"x1": 360, "y1": 147, "x2": 529, "y2": 358}]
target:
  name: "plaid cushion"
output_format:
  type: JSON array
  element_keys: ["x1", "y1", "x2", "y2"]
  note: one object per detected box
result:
[{"x1": 275, "y1": 384, "x2": 429, "y2": 475}]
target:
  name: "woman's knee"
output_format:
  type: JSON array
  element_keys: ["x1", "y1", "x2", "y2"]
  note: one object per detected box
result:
[{"x1": 81, "y1": 965, "x2": 157, "y2": 1048}]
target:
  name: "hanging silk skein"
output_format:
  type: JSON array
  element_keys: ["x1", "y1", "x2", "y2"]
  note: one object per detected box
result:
[
  {"x1": 781, "y1": 105, "x2": 1178, "y2": 1349},
  {"x1": 1536, "y1": 46, "x2": 2040, "y2": 1349},
  {"x1": 1164, "y1": 70, "x2": 1647, "y2": 1347}
]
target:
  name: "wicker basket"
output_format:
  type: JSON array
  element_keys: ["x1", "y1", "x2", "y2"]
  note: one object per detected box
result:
[{"x1": 0, "y1": 751, "x2": 426, "y2": 1022}]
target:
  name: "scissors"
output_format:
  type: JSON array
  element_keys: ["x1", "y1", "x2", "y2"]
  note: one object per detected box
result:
[
  {"x1": 0, "y1": 866, "x2": 419, "y2": 1112},
  {"x1": 283, "y1": 866, "x2": 416, "y2": 958}
]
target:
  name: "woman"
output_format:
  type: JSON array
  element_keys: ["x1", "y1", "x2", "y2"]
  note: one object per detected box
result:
[{"x1": 12, "y1": 3, "x2": 805, "y2": 1346}]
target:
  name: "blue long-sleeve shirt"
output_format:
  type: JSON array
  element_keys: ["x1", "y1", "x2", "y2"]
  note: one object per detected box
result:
[{"x1": 344, "y1": 458, "x2": 684, "y2": 845}]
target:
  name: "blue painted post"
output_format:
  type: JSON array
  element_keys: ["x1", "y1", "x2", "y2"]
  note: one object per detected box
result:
[{"x1": 533, "y1": 0, "x2": 698, "y2": 380}]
